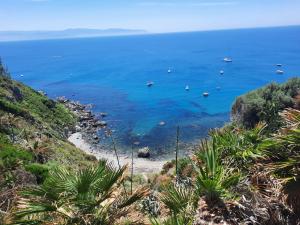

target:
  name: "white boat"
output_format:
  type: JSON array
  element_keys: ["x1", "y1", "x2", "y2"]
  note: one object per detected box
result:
[
  {"x1": 223, "y1": 57, "x2": 232, "y2": 63},
  {"x1": 20, "y1": 74, "x2": 24, "y2": 77},
  {"x1": 203, "y1": 92, "x2": 209, "y2": 97},
  {"x1": 159, "y1": 121, "x2": 166, "y2": 126},
  {"x1": 276, "y1": 70, "x2": 284, "y2": 74},
  {"x1": 167, "y1": 68, "x2": 172, "y2": 73},
  {"x1": 185, "y1": 85, "x2": 190, "y2": 91},
  {"x1": 146, "y1": 81, "x2": 154, "y2": 87},
  {"x1": 220, "y1": 70, "x2": 224, "y2": 75}
]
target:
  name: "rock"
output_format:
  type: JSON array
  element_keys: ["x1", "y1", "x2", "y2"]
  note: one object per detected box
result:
[
  {"x1": 93, "y1": 121, "x2": 107, "y2": 127},
  {"x1": 100, "y1": 112, "x2": 108, "y2": 117},
  {"x1": 38, "y1": 90, "x2": 47, "y2": 96},
  {"x1": 57, "y1": 96, "x2": 69, "y2": 103},
  {"x1": 137, "y1": 147, "x2": 150, "y2": 158},
  {"x1": 101, "y1": 121, "x2": 107, "y2": 126},
  {"x1": 79, "y1": 115, "x2": 92, "y2": 121},
  {"x1": 93, "y1": 134, "x2": 99, "y2": 140},
  {"x1": 75, "y1": 125, "x2": 81, "y2": 132}
]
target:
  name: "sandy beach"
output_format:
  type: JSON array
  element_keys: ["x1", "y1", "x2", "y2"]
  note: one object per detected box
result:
[{"x1": 68, "y1": 132, "x2": 168, "y2": 174}]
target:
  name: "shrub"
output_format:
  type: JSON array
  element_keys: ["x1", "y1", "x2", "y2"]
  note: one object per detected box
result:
[
  {"x1": 0, "y1": 142, "x2": 33, "y2": 170},
  {"x1": 232, "y1": 78, "x2": 300, "y2": 131},
  {"x1": 194, "y1": 140, "x2": 240, "y2": 202},
  {"x1": 25, "y1": 163, "x2": 49, "y2": 184}
]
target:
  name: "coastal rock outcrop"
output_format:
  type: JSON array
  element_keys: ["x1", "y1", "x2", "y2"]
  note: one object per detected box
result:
[
  {"x1": 58, "y1": 96, "x2": 108, "y2": 147},
  {"x1": 137, "y1": 147, "x2": 150, "y2": 158}
]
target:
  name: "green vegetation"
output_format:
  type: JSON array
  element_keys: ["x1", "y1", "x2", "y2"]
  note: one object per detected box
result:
[
  {"x1": 0, "y1": 60, "x2": 94, "y2": 167},
  {"x1": 232, "y1": 78, "x2": 300, "y2": 131},
  {"x1": 149, "y1": 107, "x2": 299, "y2": 224},
  {"x1": 0, "y1": 139, "x2": 33, "y2": 170},
  {"x1": 194, "y1": 140, "x2": 240, "y2": 201},
  {"x1": 0, "y1": 137, "x2": 34, "y2": 190},
  {"x1": 0, "y1": 60, "x2": 97, "y2": 224},
  {"x1": 13, "y1": 160, "x2": 149, "y2": 225},
  {"x1": 24, "y1": 163, "x2": 49, "y2": 184},
  {"x1": 0, "y1": 74, "x2": 76, "y2": 139}
]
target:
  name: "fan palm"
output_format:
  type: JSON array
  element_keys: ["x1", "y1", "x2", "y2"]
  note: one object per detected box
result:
[
  {"x1": 149, "y1": 183, "x2": 196, "y2": 225},
  {"x1": 210, "y1": 123, "x2": 268, "y2": 168},
  {"x1": 194, "y1": 140, "x2": 240, "y2": 202},
  {"x1": 12, "y1": 160, "x2": 149, "y2": 225},
  {"x1": 265, "y1": 108, "x2": 300, "y2": 182},
  {"x1": 162, "y1": 185, "x2": 196, "y2": 216},
  {"x1": 150, "y1": 215, "x2": 193, "y2": 225}
]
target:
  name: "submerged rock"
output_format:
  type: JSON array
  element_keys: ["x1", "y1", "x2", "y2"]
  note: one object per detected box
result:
[
  {"x1": 93, "y1": 121, "x2": 107, "y2": 127},
  {"x1": 100, "y1": 112, "x2": 108, "y2": 117},
  {"x1": 138, "y1": 147, "x2": 150, "y2": 158}
]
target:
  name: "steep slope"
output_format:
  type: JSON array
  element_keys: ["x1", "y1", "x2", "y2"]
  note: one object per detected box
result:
[{"x1": 0, "y1": 61, "x2": 96, "y2": 220}]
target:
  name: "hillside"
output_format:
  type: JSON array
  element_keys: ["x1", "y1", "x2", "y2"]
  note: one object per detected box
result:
[{"x1": 0, "y1": 61, "x2": 97, "y2": 221}]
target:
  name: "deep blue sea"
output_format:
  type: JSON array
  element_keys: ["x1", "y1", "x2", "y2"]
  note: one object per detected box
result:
[{"x1": 1, "y1": 26, "x2": 300, "y2": 155}]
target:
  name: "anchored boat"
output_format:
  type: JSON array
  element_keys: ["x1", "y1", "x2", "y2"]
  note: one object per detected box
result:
[
  {"x1": 223, "y1": 57, "x2": 232, "y2": 62},
  {"x1": 146, "y1": 81, "x2": 154, "y2": 87},
  {"x1": 276, "y1": 70, "x2": 284, "y2": 74}
]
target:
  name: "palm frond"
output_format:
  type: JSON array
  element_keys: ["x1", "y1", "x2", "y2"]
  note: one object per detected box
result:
[
  {"x1": 160, "y1": 185, "x2": 194, "y2": 215},
  {"x1": 117, "y1": 186, "x2": 150, "y2": 209},
  {"x1": 150, "y1": 215, "x2": 193, "y2": 225},
  {"x1": 13, "y1": 160, "x2": 145, "y2": 225}
]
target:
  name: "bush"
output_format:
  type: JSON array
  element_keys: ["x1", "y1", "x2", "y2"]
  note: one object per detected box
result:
[
  {"x1": 25, "y1": 163, "x2": 49, "y2": 184},
  {"x1": 0, "y1": 142, "x2": 33, "y2": 170},
  {"x1": 232, "y1": 78, "x2": 300, "y2": 131}
]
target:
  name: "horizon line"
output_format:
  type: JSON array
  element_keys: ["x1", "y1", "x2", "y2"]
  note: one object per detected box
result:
[
  {"x1": 0, "y1": 24, "x2": 299, "y2": 43},
  {"x1": 1, "y1": 24, "x2": 300, "y2": 33}
]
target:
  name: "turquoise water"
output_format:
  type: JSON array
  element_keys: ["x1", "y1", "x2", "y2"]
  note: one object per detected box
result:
[{"x1": 1, "y1": 26, "x2": 300, "y2": 154}]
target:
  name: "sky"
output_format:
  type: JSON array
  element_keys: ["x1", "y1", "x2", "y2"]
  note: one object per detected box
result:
[{"x1": 0, "y1": 0, "x2": 300, "y2": 33}]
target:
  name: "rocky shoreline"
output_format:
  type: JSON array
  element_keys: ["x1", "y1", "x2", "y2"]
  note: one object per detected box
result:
[
  {"x1": 57, "y1": 96, "x2": 108, "y2": 145},
  {"x1": 58, "y1": 96, "x2": 163, "y2": 160},
  {"x1": 56, "y1": 97, "x2": 169, "y2": 173}
]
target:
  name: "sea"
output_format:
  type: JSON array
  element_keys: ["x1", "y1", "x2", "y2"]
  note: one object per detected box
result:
[{"x1": 1, "y1": 26, "x2": 300, "y2": 157}]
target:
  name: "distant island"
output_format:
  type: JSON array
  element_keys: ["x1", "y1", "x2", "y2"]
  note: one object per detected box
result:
[{"x1": 0, "y1": 28, "x2": 147, "y2": 42}]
